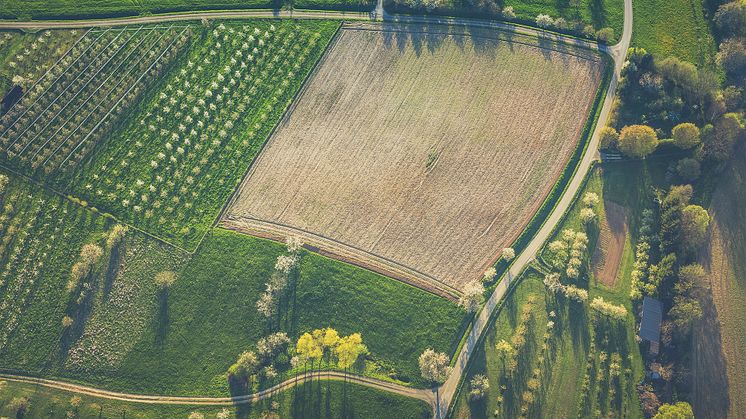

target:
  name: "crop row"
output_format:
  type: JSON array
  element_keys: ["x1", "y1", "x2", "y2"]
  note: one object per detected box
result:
[
  {"x1": 72, "y1": 21, "x2": 338, "y2": 248},
  {"x1": 0, "y1": 26, "x2": 191, "y2": 178}
]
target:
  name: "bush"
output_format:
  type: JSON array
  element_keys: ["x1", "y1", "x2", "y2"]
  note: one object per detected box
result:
[{"x1": 596, "y1": 27, "x2": 614, "y2": 43}]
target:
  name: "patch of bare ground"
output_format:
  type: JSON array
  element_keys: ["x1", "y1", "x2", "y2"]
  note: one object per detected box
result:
[
  {"x1": 225, "y1": 23, "x2": 604, "y2": 293},
  {"x1": 592, "y1": 200, "x2": 628, "y2": 287},
  {"x1": 693, "y1": 148, "x2": 746, "y2": 419}
]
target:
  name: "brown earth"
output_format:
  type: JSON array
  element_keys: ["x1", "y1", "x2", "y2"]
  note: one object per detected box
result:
[
  {"x1": 225, "y1": 23, "x2": 604, "y2": 293},
  {"x1": 692, "y1": 147, "x2": 746, "y2": 419},
  {"x1": 592, "y1": 200, "x2": 628, "y2": 287}
]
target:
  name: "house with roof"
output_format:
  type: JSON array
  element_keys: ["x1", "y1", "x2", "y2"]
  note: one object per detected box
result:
[{"x1": 639, "y1": 296, "x2": 663, "y2": 355}]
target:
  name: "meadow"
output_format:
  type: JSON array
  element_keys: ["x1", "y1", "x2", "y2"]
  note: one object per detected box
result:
[
  {"x1": 0, "y1": 173, "x2": 467, "y2": 396},
  {"x1": 691, "y1": 147, "x2": 746, "y2": 418},
  {"x1": 0, "y1": 379, "x2": 431, "y2": 418},
  {"x1": 631, "y1": 0, "x2": 716, "y2": 64},
  {"x1": 226, "y1": 24, "x2": 605, "y2": 294}
]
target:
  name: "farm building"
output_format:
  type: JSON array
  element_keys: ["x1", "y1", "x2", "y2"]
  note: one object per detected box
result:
[{"x1": 639, "y1": 296, "x2": 663, "y2": 355}]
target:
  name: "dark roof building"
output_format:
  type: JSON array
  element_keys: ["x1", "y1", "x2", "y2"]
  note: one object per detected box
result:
[{"x1": 640, "y1": 296, "x2": 663, "y2": 355}]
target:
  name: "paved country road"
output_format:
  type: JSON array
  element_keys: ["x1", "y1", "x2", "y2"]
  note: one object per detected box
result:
[{"x1": 0, "y1": 1, "x2": 632, "y2": 416}]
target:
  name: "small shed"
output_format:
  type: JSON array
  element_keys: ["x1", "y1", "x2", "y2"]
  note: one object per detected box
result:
[{"x1": 640, "y1": 296, "x2": 662, "y2": 355}]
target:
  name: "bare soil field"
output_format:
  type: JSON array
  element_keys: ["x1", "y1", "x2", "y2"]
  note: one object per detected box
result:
[
  {"x1": 592, "y1": 200, "x2": 628, "y2": 287},
  {"x1": 224, "y1": 23, "x2": 604, "y2": 295},
  {"x1": 692, "y1": 149, "x2": 746, "y2": 419}
]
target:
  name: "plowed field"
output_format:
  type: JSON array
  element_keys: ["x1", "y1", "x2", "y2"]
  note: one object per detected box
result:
[{"x1": 225, "y1": 24, "x2": 604, "y2": 295}]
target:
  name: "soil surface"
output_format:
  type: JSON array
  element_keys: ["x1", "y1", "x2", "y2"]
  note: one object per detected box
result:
[
  {"x1": 592, "y1": 200, "x2": 628, "y2": 287},
  {"x1": 226, "y1": 24, "x2": 603, "y2": 292}
]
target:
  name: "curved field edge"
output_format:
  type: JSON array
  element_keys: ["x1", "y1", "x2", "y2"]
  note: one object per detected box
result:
[{"x1": 0, "y1": 378, "x2": 432, "y2": 418}]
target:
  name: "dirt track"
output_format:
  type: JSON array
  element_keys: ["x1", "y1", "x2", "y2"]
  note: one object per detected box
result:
[
  {"x1": 226, "y1": 25, "x2": 603, "y2": 292},
  {"x1": 592, "y1": 200, "x2": 628, "y2": 287}
]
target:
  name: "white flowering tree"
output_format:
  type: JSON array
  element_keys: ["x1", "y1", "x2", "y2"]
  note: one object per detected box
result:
[
  {"x1": 459, "y1": 280, "x2": 485, "y2": 313},
  {"x1": 418, "y1": 348, "x2": 452, "y2": 385}
]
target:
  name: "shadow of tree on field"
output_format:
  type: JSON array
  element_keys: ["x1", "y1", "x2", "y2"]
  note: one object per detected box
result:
[
  {"x1": 154, "y1": 289, "x2": 170, "y2": 346},
  {"x1": 590, "y1": 0, "x2": 607, "y2": 29}
]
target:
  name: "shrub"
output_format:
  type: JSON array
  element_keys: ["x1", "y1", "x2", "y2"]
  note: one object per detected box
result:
[
  {"x1": 582, "y1": 192, "x2": 600, "y2": 207},
  {"x1": 154, "y1": 271, "x2": 177, "y2": 289},
  {"x1": 501, "y1": 247, "x2": 515, "y2": 261},
  {"x1": 536, "y1": 14, "x2": 554, "y2": 28},
  {"x1": 596, "y1": 28, "x2": 614, "y2": 42},
  {"x1": 62, "y1": 315, "x2": 74, "y2": 328},
  {"x1": 580, "y1": 207, "x2": 597, "y2": 224},
  {"x1": 469, "y1": 374, "x2": 490, "y2": 400},
  {"x1": 106, "y1": 224, "x2": 129, "y2": 249}
]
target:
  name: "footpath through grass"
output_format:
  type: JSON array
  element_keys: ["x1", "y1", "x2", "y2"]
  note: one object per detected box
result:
[
  {"x1": 0, "y1": 379, "x2": 431, "y2": 418},
  {"x1": 631, "y1": 0, "x2": 716, "y2": 64},
  {"x1": 0, "y1": 175, "x2": 467, "y2": 396}
]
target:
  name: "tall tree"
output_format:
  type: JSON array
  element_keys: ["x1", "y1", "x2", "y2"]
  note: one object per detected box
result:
[{"x1": 618, "y1": 125, "x2": 659, "y2": 158}]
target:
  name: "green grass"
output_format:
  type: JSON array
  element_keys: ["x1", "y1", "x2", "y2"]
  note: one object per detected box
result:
[
  {"x1": 631, "y1": 0, "x2": 716, "y2": 64},
  {"x1": 68, "y1": 20, "x2": 338, "y2": 250},
  {"x1": 0, "y1": 379, "x2": 431, "y2": 418},
  {"x1": 0, "y1": 197, "x2": 467, "y2": 396}
]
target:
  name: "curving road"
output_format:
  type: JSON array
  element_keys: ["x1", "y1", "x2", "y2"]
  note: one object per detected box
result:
[{"x1": 0, "y1": 1, "x2": 632, "y2": 417}]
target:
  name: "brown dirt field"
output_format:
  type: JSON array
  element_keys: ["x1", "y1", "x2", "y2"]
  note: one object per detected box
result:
[
  {"x1": 225, "y1": 23, "x2": 604, "y2": 293},
  {"x1": 692, "y1": 149, "x2": 746, "y2": 419},
  {"x1": 592, "y1": 200, "x2": 628, "y2": 287}
]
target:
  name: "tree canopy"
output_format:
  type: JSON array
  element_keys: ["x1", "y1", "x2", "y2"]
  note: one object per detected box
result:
[{"x1": 618, "y1": 125, "x2": 658, "y2": 158}]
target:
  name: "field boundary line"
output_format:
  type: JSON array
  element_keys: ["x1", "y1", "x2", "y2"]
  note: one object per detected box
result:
[
  {"x1": 222, "y1": 217, "x2": 462, "y2": 301},
  {"x1": 212, "y1": 22, "x2": 344, "y2": 247}
]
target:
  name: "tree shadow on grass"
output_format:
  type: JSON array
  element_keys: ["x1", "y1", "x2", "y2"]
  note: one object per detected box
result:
[
  {"x1": 154, "y1": 289, "x2": 169, "y2": 346},
  {"x1": 102, "y1": 243, "x2": 122, "y2": 300},
  {"x1": 590, "y1": 0, "x2": 608, "y2": 29}
]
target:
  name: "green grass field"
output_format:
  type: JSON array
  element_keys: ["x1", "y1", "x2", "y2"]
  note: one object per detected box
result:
[
  {"x1": 0, "y1": 379, "x2": 432, "y2": 418},
  {"x1": 0, "y1": 174, "x2": 467, "y2": 396},
  {"x1": 631, "y1": 0, "x2": 716, "y2": 64}
]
